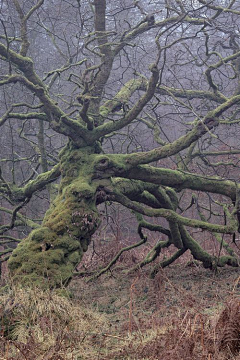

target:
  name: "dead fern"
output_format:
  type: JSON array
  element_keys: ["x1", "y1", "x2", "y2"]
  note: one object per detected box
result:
[{"x1": 216, "y1": 299, "x2": 240, "y2": 356}]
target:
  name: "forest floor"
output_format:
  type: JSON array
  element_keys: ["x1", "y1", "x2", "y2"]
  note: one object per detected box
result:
[
  {"x1": 69, "y1": 261, "x2": 240, "y2": 360},
  {"x1": 0, "y1": 252, "x2": 239, "y2": 359}
]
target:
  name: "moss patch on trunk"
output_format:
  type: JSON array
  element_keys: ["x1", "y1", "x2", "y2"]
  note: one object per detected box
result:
[{"x1": 8, "y1": 145, "x2": 101, "y2": 288}]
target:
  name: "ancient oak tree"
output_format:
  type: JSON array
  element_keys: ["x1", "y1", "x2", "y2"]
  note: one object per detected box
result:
[{"x1": 0, "y1": 0, "x2": 239, "y2": 287}]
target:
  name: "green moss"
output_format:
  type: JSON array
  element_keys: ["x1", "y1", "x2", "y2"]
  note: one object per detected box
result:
[
  {"x1": 8, "y1": 146, "x2": 102, "y2": 288},
  {"x1": 180, "y1": 226, "x2": 213, "y2": 268},
  {"x1": 56, "y1": 235, "x2": 80, "y2": 251},
  {"x1": 217, "y1": 255, "x2": 239, "y2": 267},
  {"x1": 68, "y1": 251, "x2": 82, "y2": 264},
  {"x1": 31, "y1": 227, "x2": 53, "y2": 242},
  {"x1": 99, "y1": 106, "x2": 108, "y2": 117}
]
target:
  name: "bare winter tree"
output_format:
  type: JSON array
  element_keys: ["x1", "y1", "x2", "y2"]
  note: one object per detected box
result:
[{"x1": 0, "y1": 0, "x2": 239, "y2": 287}]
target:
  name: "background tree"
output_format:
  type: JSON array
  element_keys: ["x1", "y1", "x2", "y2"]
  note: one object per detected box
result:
[{"x1": 0, "y1": 0, "x2": 239, "y2": 287}]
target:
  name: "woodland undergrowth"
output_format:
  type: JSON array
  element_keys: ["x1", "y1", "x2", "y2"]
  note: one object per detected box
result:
[
  {"x1": 0, "y1": 283, "x2": 238, "y2": 359},
  {"x1": 0, "y1": 238, "x2": 239, "y2": 360}
]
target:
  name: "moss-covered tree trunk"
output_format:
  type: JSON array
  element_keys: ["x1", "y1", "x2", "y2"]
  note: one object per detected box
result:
[
  {"x1": 8, "y1": 144, "x2": 240, "y2": 287},
  {"x1": 8, "y1": 144, "x2": 102, "y2": 287},
  {"x1": 2, "y1": 0, "x2": 240, "y2": 289}
]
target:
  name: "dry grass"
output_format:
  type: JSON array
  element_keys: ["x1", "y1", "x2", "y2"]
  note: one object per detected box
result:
[
  {"x1": 0, "y1": 286, "x2": 108, "y2": 359},
  {"x1": 0, "y1": 281, "x2": 238, "y2": 360}
]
